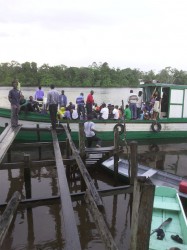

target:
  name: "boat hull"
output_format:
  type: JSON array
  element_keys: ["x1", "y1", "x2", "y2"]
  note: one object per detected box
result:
[
  {"x1": 1, "y1": 107, "x2": 187, "y2": 142},
  {"x1": 101, "y1": 157, "x2": 187, "y2": 199}
]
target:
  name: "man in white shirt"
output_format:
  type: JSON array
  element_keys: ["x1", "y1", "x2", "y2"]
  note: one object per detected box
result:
[
  {"x1": 46, "y1": 84, "x2": 59, "y2": 130},
  {"x1": 84, "y1": 114, "x2": 101, "y2": 147},
  {"x1": 100, "y1": 103, "x2": 109, "y2": 120},
  {"x1": 112, "y1": 105, "x2": 119, "y2": 120}
]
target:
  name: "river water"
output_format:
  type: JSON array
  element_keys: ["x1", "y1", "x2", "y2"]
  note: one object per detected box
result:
[{"x1": 0, "y1": 87, "x2": 187, "y2": 249}]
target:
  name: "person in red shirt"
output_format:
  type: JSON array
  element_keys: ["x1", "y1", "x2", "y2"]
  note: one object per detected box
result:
[{"x1": 86, "y1": 90, "x2": 94, "y2": 115}]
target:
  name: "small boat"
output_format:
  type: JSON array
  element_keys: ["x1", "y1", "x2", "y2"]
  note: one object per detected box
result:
[
  {"x1": 149, "y1": 186, "x2": 187, "y2": 250},
  {"x1": 101, "y1": 157, "x2": 187, "y2": 199},
  {"x1": 2, "y1": 82, "x2": 187, "y2": 142}
]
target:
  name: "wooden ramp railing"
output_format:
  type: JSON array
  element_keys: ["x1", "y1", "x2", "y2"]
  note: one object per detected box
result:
[
  {"x1": 0, "y1": 191, "x2": 21, "y2": 247},
  {"x1": 51, "y1": 129, "x2": 81, "y2": 250},
  {"x1": 0, "y1": 124, "x2": 22, "y2": 164}
]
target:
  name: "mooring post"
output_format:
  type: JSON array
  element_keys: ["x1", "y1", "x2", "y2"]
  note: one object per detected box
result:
[
  {"x1": 36, "y1": 124, "x2": 41, "y2": 160},
  {"x1": 129, "y1": 141, "x2": 138, "y2": 185},
  {"x1": 24, "y1": 154, "x2": 32, "y2": 199},
  {"x1": 130, "y1": 177, "x2": 155, "y2": 250},
  {"x1": 114, "y1": 128, "x2": 119, "y2": 186},
  {"x1": 78, "y1": 123, "x2": 86, "y2": 191}
]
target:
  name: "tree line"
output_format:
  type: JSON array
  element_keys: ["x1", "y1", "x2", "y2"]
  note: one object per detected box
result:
[{"x1": 0, "y1": 61, "x2": 187, "y2": 87}]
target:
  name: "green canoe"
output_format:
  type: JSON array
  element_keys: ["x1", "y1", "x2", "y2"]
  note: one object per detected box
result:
[{"x1": 150, "y1": 186, "x2": 187, "y2": 250}]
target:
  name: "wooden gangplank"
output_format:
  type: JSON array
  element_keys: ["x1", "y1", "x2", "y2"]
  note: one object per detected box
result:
[
  {"x1": 0, "y1": 124, "x2": 22, "y2": 164},
  {"x1": 51, "y1": 130, "x2": 81, "y2": 250},
  {"x1": 63, "y1": 125, "x2": 103, "y2": 208}
]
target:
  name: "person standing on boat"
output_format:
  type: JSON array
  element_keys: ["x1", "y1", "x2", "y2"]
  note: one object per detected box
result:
[
  {"x1": 84, "y1": 114, "x2": 101, "y2": 148},
  {"x1": 128, "y1": 90, "x2": 138, "y2": 119},
  {"x1": 8, "y1": 80, "x2": 22, "y2": 127},
  {"x1": 46, "y1": 84, "x2": 59, "y2": 130},
  {"x1": 136, "y1": 90, "x2": 143, "y2": 118},
  {"x1": 59, "y1": 90, "x2": 67, "y2": 108},
  {"x1": 86, "y1": 90, "x2": 94, "y2": 115},
  {"x1": 76, "y1": 92, "x2": 85, "y2": 119},
  {"x1": 34, "y1": 86, "x2": 44, "y2": 101}
]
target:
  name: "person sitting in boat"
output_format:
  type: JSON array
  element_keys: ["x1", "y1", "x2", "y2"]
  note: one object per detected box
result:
[
  {"x1": 27, "y1": 96, "x2": 40, "y2": 112},
  {"x1": 112, "y1": 105, "x2": 120, "y2": 120},
  {"x1": 99, "y1": 103, "x2": 109, "y2": 120},
  {"x1": 71, "y1": 109, "x2": 79, "y2": 120},
  {"x1": 57, "y1": 106, "x2": 66, "y2": 120},
  {"x1": 34, "y1": 86, "x2": 44, "y2": 101},
  {"x1": 108, "y1": 104, "x2": 115, "y2": 119},
  {"x1": 124, "y1": 104, "x2": 131, "y2": 120},
  {"x1": 19, "y1": 95, "x2": 29, "y2": 113},
  {"x1": 142, "y1": 102, "x2": 152, "y2": 120},
  {"x1": 63, "y1": 107, "x2": 71, "y2": 120},
  {"x1": 67, "y1": 102, "x2": 75, "y2": 111}
]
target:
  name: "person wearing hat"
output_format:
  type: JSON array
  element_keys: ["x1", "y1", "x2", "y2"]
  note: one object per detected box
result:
[
  {"x1": 86, "y1": 90, "x2": 94, "y2": 115},
  {"x1": 84, "y1": 114, "x2": 101, "y2": 148},
  {"x1": 76, "y1": 92, "x2": 85, "y2": 119}
]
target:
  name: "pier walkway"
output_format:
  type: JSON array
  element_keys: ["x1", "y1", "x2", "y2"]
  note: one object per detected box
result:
[{"x1": 0, "y1": 124, "x2": 22, "y2": 164}]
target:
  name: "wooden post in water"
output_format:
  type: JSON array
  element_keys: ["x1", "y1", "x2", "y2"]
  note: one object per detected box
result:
[
  {"x1": 24, "y1": 154, "x2": 32, "y2": 199},
  {"x1": 129, "y1": 141, "x2": 138, "y2": 185},
  {"x1": 0, "y1": 191, "x2": 21, "y2": 247},
  {"x1": 79, "y1": 123, "x2": 86, "y2": 191},
  {"x1": 36, "y1": 124, "x2": 42, "y2": 160},
  {"x1": 130, "y1": 177, "x2": 155, "y2": 250},
  {"x1": 114, "y1": 128, "x2": 119, "y2": 186}
]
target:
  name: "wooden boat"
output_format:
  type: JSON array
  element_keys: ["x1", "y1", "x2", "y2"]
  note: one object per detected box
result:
[
  {"x1": 101, "y1": 157, "x2": 187, "y2": 199},
  {"x1": 149, "y1": 186, "x2": 187, "y2": 250},
  {"x1": 2, "y1": 82, "x2": 187, "y2": 142}
]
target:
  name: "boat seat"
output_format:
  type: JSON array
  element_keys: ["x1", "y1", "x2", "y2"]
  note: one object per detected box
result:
[
  {"x1": 141, "y1": 169, "x2": 157, "y2": 178},
  {"x1": 154, "y1": 201, "x2": 180, "y2": 211}
]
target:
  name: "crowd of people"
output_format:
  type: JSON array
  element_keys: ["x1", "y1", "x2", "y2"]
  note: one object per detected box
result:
[{"x1": 8, "y1": 81, "x2": 167, "y2": 147}]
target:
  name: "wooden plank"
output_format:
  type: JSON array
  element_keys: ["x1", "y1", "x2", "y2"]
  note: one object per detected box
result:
[
  {"x1": 130, "y1": 177, "x2": 155, "y2": 250},
  {"x1": 0, "y1": 185, "x2": 133, "y2": 209},
  {"x1": 0, "y1": 125, "x2": 22, "y2": 163},
  {"x1": 85, "y1": 189, "x2": 119, "y2": 250},
  {"x1": 85, "y1": 146, "x2": 115, "y2": 153},
  {"x1": 51, "y1": 130, "x2": 81, "y2": 250},
  {"x1": 0, "y1": 158, "x2": 76, "y2": 170},
  {"x1": 0, "y1": 191, "x2": 21, "y2": 247},
  {"x1": 63, "y1": 125, "x2": 103, "y2": 208}
]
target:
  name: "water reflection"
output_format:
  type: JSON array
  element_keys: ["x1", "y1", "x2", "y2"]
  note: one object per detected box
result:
[{"x1": 1, "y1": 140, "x2": 187, "y2": 249}]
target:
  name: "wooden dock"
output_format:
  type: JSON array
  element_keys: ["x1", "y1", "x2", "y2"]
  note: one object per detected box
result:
[{"x1": 0, "y1": 124, "x2": 155, "y2": 250}]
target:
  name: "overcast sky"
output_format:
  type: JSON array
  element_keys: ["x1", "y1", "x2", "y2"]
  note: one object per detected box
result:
[{"x1": 0, "y1": 0, "x2": 186, "y2": 72}]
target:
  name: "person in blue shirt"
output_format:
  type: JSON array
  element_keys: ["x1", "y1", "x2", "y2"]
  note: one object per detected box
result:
[
  {"x1": 76, "y1": 93, "x2": 85, "y2": 119},
  {"x1": 34, "y1": 86, "x2": 44, "y2": 101},
  {"x1": 59, "y1": 90, "x2": 67, "y2": 108}
]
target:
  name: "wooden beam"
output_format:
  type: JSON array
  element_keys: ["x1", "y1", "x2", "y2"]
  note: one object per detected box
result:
[
  {"x1": 0, "y1": 191, "x2": 21, "y2": 247},
  {"x1": 85, "y1": 189, "x2": 119, "y2": 250},
  {"x1": 51, "y1": 130, "x2": 81, "y2": 250},
  {"x1": 0, "y1": 157, "x2": 76, "y2": 170},
  {"x1": 63, "y1": 125, "x2": 103, "y2": 208},
  {"x1": 0, "y1": 125, "x2": 22, "y2": 164},
  {"x1": 0, "y1": 185, "x2": 133, "y2": 208}
]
